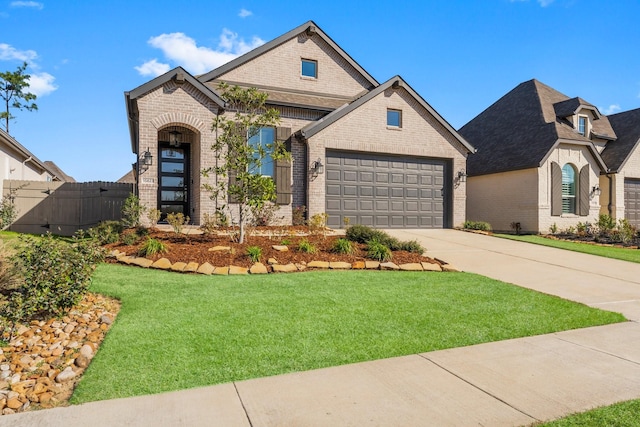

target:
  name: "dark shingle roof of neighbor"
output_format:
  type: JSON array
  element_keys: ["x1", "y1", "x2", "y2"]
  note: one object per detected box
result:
[
  {"x1": 602, "y1": 108, "x2": 640, "y2": 172},
  {"x1": 43, "y1": 161, "x2": 75, "y2": 182},
  {"x1": 459, "y1": 79, "x2": 615, "y2": 176}
]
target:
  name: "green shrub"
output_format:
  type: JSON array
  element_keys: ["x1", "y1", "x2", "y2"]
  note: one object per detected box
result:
[
  {"x1": 345, "y1": 224, "x2": 387, "y2": 244},
  {"x1": 135, "y1": 226, "x2": 150, "y2": 237},
  {"x1": 246, "y1": 246, "x2": 262, "y2": 263},
  {"x1": 138, "y1": 238, "x2": 168, "y2": 257},
  {"x1": 366, "y1": 239, "x2": 392, "y2": 262},
  {"x1": 88, "y1": 220, "x2": 124, "y2": 245},
  {"x1": 597, "y1": 214, "x2": 616, "y2": 234},
  {"x1": 463, "y1": 220, "x2": 492, "y2": 231},
  {"x1": 166, "y1": 212, "x2": 190, "y2": 234},
  {"x1": 280, "y1": 238, "x2": 292, "y2": 246},
  {"x1": 0, "y1": 186, "x2": 21, "y2": 230},
  {"x1": 298, "y1": 239, "x2": 318, "y2": 254},
  {"x1": 122, "y1": 193, "x2": 145, "y2": 228},
  {"x1": 332, "y1": 238, "x2": 355, "y2": 255},
  {"x1": 616, "y1": 219, "x2": 636, "y2": 244},
  {"x1": 549, "y1": 223, "x2": 558, "y2": 234},
  {"x1": 309, "y1": 213, "x2": 329, "y2": 236},
  {"x1": 1, "y1": 233, "x2": 103, "y2": 335},
  {"x1": 121, "y1": 232, "x2": 139, "y2": 246},
  {"x1": 147, "y1": 209, "x2": 161, "y2": 227},
  {"x1": 397, "y1": 240, "x2": 425, "y2": 254}
]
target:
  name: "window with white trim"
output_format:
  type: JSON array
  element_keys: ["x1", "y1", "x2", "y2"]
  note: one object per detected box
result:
[
  {"x1": 578, "y1": 116, "x2": 587, "y2": 136},
  {"x1": 562, "y1": 163, "x2": 577, "y2": 214},
  {"x1": 301, "y1": 59, "x2": 317, "y2": 78}
]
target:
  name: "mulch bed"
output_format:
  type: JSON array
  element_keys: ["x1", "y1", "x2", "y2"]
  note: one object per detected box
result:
[{"x1": 105, "y1": 227, "x2": 437, "y2": 269}]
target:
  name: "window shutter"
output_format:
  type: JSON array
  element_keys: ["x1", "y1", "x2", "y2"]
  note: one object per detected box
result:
[
  {"x1": 579, "y1": 165, "x2": 590, "y2": 216},
  {"x1": 551, "y1": 162, "x2": 562, "y2": 216},
  {"x1": 275, "y1": 159, "x2": 292, "y2": 205},
  {"x1": 275, "y1": 127, "x2": 292, "y2": 205}
]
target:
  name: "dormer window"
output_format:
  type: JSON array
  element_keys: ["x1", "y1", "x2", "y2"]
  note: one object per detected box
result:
[
  {"x1": 301, "y1": 59, "x2": 317, "y2": 78},
  {"x1": 578, "y1": 116, "x2": 588, "y2": 136}
]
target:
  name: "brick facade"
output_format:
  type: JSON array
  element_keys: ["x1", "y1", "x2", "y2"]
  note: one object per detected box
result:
[{"x1": 128, "y1": 22, "x2": 470, "y2": 228}]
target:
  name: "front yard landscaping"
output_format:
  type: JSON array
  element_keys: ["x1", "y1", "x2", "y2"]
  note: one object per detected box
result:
[{"x1": 69, "y1": 264, "x2": 625, "y2": 404}]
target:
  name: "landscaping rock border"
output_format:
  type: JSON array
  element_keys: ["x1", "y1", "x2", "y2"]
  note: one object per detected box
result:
[
  {"x1": 0, "y1": 293, "x2": 119, "y2": 415},
  {"x1": 107, "y1": 249, "x2": 458, "y2": 273}
]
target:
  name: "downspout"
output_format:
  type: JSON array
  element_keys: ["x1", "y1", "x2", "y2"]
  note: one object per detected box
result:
[
  {"x1": 21, "y1": 156, "x2": 33, "y2": 180},
  {"x1": 606, "y1": 173, "x2": 613, "y2": 217}
]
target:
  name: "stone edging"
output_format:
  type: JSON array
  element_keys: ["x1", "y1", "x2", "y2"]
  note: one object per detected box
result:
[{"x1": 106, "y1": 250, "x2": 460, "y2": 274}]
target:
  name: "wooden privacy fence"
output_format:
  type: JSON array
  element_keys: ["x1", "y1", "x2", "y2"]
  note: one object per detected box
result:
[{"x1": 3, "y1": 180, "x2": 134, "y2": 236}]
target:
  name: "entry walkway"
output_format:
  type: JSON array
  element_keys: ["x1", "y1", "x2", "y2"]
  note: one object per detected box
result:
[{"x1": 3, "y1": 230, "x2": 640, "y2": 426}]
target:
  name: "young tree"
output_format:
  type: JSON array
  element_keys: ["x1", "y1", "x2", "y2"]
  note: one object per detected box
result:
[
  {"x1": 0, "y1": 62, "x2": 38, "y2": 133},
  {"x1": 203, "y1": 83, "x2": 291, "y2": 243}
]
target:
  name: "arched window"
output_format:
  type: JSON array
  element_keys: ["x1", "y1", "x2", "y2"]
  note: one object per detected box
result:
[{"x1": 562, "y1": 164, "x2": 577, "y2": 214}]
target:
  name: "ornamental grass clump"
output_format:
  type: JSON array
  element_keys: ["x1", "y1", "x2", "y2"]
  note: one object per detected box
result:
[
  {"x1": 332, "y1": 238, "x2": 355, "y2": 255},
  {"x1": 366, "y1": 239, "x2": 392, "y2": 262},
  {"x1": 138, "y1": 238, "x2": 168, "y2": 257},
  {"x1": 246, "y1": 246, "x2": 262, "y2": 263},
  {"x1": 298, "y1": 238, "x2": 318, "y2": 254}
]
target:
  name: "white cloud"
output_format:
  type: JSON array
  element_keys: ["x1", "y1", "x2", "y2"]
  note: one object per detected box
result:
[
  {"x1": 601, "y1": 104, "x2": 621, "y2": 115},
  {"x1": 134, "y1": 58, "x2": 170, "y2": 77},
  {"x1": 27, "y1": 72, "x2": 57, "y2": 96},
  {"x1": 0, "y1": 43, "x2": 37, "y2": 62},
  {"x1": 538, "y1": 0, "x2": 555, "y2": 6},
  {"x1": 10, "y1": 1, "x2": 44, "y2": 9},
  {"x1": 137, "y1": 29, "x2": 265, "y2": 77},
  {"x1": 239, "y1": 8, "x2": 252, "y2": 18}
]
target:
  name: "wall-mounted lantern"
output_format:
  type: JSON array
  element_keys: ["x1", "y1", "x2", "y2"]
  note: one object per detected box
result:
[
  {"x1": 140, "y1": 148, "x2": 153, "y2": 172},
  {"x1": 169, "y1": 130, "x2": 182, "y2": 147},
  {"x1": 457, "y1": 169, "x2": 467, "y2": 183},
  {"x1": 308, "y1": 158, "x2": 324, "y2": 181},
  {"x1": 591, "y1": 185, "x2": 601, "y2": 197}
]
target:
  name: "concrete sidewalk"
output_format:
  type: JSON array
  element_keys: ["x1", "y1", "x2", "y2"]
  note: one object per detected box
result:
[{"x1": 3, "y1": 229, "x2": 640, "y2": 426}]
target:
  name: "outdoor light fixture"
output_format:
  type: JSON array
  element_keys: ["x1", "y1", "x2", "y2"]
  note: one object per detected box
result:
[
  {"x1": 591, "y1": 185, "x2": 601, "y2": 197},
  {"x1": 457, "y1": 169, "x2": 467, "y2": 182},
  {"x1": 140, "y1": 148, "x2": 153, "y2": 172},
  {"x1": 311, "y1": 158, "x2": 324, "y2": 175},
  {"x1": 169, "y1": 130, "x2": 182, "y2": 147}
]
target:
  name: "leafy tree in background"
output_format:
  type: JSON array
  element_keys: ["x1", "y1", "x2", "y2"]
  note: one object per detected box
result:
[
  {"x1": 202, "y1": 83, "x2": 291, "y2": 243},
  {"x1": 0, "y1": 62, "x2": 38, "y2": 134}
]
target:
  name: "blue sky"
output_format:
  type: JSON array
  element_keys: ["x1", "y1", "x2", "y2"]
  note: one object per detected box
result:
[{"x1": 1, "y1": 0, "x2": 639, "y2": 182}]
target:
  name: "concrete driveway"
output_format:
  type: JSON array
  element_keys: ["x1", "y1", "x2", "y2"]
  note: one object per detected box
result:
[{"x1": 386, "y1": 229, "x2": 640, "y2": 322}]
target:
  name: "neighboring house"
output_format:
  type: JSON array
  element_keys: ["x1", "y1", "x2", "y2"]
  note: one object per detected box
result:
[
  {"x1": 44, "y1": 161, "x2": 76, "y2": 183},
  {"x1": 0, "y1": 128, "x2": 68, "y2": 190},
  {"x1": 459, "y1": 79, "x2": 640, "y2": 233},
  {"x1": 125, "y1": 21, "x2": 474, "y2": 229},
  {"x1": 605, "y1": 108, "x2": 640, "y2": 227},
  {"x1": 117, "y1": 169, "x2": 135, "y2": 184}
]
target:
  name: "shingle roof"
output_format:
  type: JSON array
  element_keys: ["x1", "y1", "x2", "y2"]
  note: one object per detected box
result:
[
  {"x1": 459, "y1": 79, "x2": 613, "y2": 176},
  {"x1": 297, "y1": 76, "x2": 474, "y2": 153},
  {"x1": 43, "y1": 161, "x2": 75, "y2": 182},
  {"x1": 602, "y1": 108, "x2": 640, "y2": 172},
  {"x1": 203, "y1": 81, "x2": 354, "y2": 111}
]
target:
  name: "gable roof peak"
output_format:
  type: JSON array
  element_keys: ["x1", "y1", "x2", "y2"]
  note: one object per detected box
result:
[{"x1": 198, "y1": 20, "x2": 378, "y2": 88}]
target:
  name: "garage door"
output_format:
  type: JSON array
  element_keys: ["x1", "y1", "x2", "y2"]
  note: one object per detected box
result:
[
  {"x1": 625, "y1": 179, "x2": 640, "y2": 227},
  {"x1": 325, "y1": 151, "x2": 447, "y2": 229}
]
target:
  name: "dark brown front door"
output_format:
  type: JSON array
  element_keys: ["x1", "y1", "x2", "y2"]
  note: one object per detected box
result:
[{"x1": 158, "y1": 142, "x2": 190, "y2": 221}]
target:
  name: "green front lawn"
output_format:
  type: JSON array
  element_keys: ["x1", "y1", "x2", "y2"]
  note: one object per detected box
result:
[
  {"x1": 497, "y1": 234, "x2": 640, "y2": 264},
  {"x1": 540, "y1": 399, "x2": 640, "y2": 426},
  {"x1": 71, "y1": 264, "x2": 625, "y2": 403}
]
